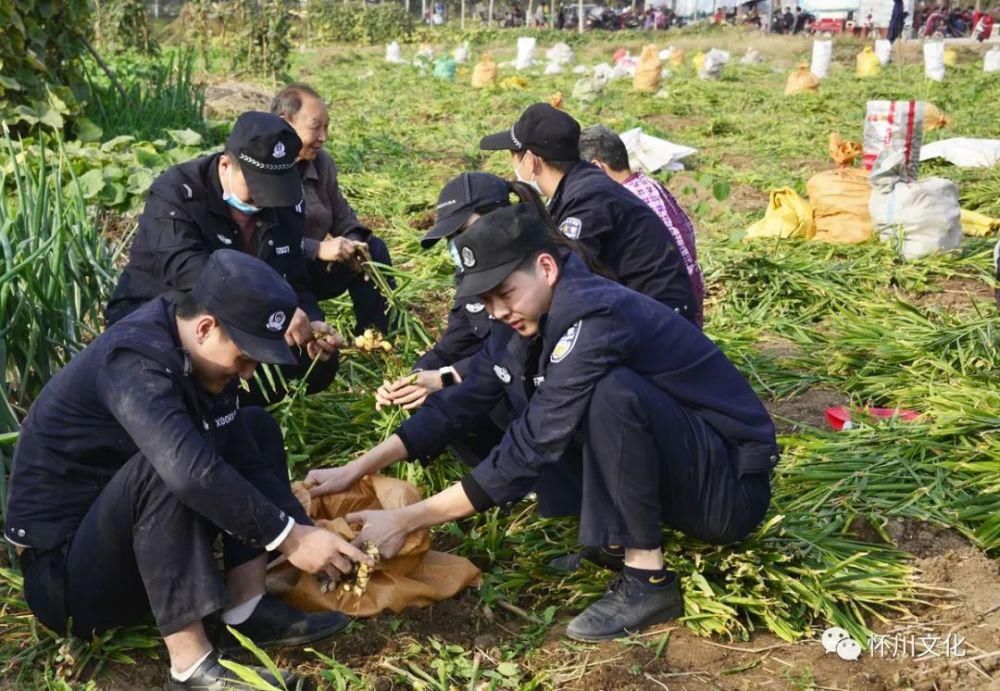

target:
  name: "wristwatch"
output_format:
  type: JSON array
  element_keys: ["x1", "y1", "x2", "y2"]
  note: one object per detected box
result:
[{"x1": 438, "y1": 366, "x2": 459, "y2": 387}]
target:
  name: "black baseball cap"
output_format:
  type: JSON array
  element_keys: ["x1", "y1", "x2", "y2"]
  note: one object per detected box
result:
[
  {"x1": 422, "y1": 173, "x2": 512, "y2": 248},
  {"x1": 192, "y1": 249, "x2": 298, "y2": 365},
  {"x1": 479, "y1": 103, "x2": 581, "y2": 161},
  {"x1": 452, "y1": 205, "x2": 552, "y2": 299},
  {"x1": 226, "y1": 112, "x2": 303, "y2": 208}
]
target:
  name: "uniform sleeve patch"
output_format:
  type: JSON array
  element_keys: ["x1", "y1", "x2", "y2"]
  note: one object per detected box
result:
[
  {"x1": 559, "y1": 217, "x2": 582, "y2": 240},
  {"x1": 550, "y1": 320, "x2": 582, "y2": 363},
  {"x1": 464, "y1": 301, "x2": 485, "y2": 314},
  {"x1": 493, "y1": 364, "x2": 512, "y2": 383}
]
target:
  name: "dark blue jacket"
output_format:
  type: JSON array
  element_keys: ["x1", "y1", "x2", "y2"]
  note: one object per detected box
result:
[
  {"x1": 4, "y1": 297, "x2": 298, "y2": 552},
  {"x1": 105, "y1": 153, "x2": 321, "y2": 325},
  {"x1": 547, "y1": 161, "x2": 695, "y2": 322},
  {"x1": 396, "y1": 255, "x2": 778, "y2": 510},
  {"x1": 414, "y1": 286, "x2": 508, "y2": 378},
  {"x1": 414, "y1": 162, "x2": 697, "y2": 375}
]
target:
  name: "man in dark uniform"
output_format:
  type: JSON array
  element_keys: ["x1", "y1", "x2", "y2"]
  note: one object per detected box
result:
[
  {"x1": 7, "y1": 251, "x2": 372, "y2": 688},
  {"x1": 377, "y1": 173, "x2": 516, "y2": 464},
  {"x1": 271, "y1": 83, "x2": 395, "y2": 335},
  {"x1": 479, "y1": 103, "x2": 696, "y2": 323},
  {"x1": 105, "y1": 111, "x2": 341, "y2": 405},
  {"x1": 305, "y1": 206, "x2": 778, "y2": 641}
]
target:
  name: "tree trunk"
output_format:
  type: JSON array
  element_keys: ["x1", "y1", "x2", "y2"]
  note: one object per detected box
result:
[
  {"x1": 488, "y1": 0, "x2": 495, "y2": 26},
  {"x1": 578, "y1": 0, "x2": 584, "y2": 32},
  {"x1": 461, "y1": 0, "x2": 466, "y2": 28},
  {"x1": 527, "y1": 0, "x2": 534, "y2": 25}
]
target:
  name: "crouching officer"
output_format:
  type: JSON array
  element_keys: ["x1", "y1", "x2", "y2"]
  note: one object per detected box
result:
[
  {"x1": 305, "y1": 206, "x2": 778, "y2": 641},
  {"x1": 479, "y1": 103, "x2": 697, "y2": 323},
  {"x1": 105, "y1": 111, "x2": 342, "y2": 405},
  {"x1": 6, "y1": 251, "x2": 373, "y2": 688},
  {"x1": 375, "y1": 173, "x2": 517, "y2": 464}
]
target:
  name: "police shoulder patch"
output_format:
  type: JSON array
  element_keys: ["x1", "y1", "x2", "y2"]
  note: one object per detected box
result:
[
  {"x1": 493, "y1": 364, "x2": 512, "y2": 384},
  {"x1": 464, "y1": 301, "x2": 485, "y2": 314},
  {"x1": 559, "y1": 217, "x2": 582, "y2": 240},
  {"x1": 550, "y1": 320, "x2": 583, "y2": 363}
]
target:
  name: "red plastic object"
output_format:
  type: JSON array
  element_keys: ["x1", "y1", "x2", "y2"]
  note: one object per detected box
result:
[
  {"x1": 814, "y1": 18, "x2": 846, "y2": 34},
  {"x1": 825, "y1": 406, "x2": 921, "y2": 431}
]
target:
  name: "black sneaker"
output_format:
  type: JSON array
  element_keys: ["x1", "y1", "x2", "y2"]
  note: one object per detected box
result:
[
  {"x1": 565, "y1": 571, "x2": 684, "y2": 642},
  {"x1": 547, "y1": 546, "x2": 625, "y2": 574},
  {"x1": 168, "y1": 649, "x2": 298, "y2": 690},
  {"x1": 216, "y1": 596, "x2": 350, "y2": 653}
]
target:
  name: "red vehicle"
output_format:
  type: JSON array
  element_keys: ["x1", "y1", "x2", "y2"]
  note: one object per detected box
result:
[{"x1": 813, "y1": 17, "x2": 846, "y2": 33}]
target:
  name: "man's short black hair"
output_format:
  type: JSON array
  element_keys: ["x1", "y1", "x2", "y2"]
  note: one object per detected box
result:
[
  {"x1": 578, "y1": 125, "x2": 631, "y2": 173},
  {"x1": 175, "y1": 291, "x2": 211, "y2": 319},
  {"x1": 270, "y1": 83, "x2": 323, "y2": 120}
]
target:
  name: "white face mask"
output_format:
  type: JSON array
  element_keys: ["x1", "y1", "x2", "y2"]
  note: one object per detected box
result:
[
  {"x1": 514, "y1": 152, "x2": 542, "y2": 195},
  {"x1": 222, "y1": 166, "x2": 262, "y2": 214}
]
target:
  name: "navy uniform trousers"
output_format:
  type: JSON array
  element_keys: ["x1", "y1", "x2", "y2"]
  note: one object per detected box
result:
[
  {"x1": 18, "y1": 407, "x2": 309, "y2": 638},
  {"x1": 518, "y1": 368, "x2": 771, "y2": 549},
  {"x1": 305, "y1": 235, "x2": 395, "y2": 335}
]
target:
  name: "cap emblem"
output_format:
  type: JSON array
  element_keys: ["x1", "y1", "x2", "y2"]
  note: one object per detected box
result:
[
  {"x1": 266, "y1": 311, "x2": 287, "y2": 332},
  {"x1": 436, "y1": 199, "x2": 458, "y2": 210},
  {"x1": 461, "y1": 246, "x2": 476, "y2": 268},
  {"x1": 273, "y1": 141, "x2": 286, "y2": 159}
]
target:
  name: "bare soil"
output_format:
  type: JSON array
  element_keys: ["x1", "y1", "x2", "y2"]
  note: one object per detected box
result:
[
  {"x1": 766, "y1": 387, "x2": 845, "y2": 435},
  {"x1": 902, "y1": 277, "x2": 997, "y2": 313},
  {"x1": 203, "y1": 81, "x2": 276, "y2": 120}
]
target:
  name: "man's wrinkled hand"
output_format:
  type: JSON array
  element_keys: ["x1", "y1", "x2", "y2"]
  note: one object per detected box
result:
[
  {"x1": 284, "y1": 308, "x2": 314, "y2": 348},
  {"x1": 307, "y1": 321, "x2": 342, "y2": 361},
  {"x1": 345, "y1": 508, "x2": 411, "y2": 560}
]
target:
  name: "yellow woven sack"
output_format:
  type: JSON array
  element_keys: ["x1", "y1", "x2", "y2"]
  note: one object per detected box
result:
[
  {"x1": 943, "y1": 48, "x2": 958, "y2": 66},
  {"x1": 471, "y1": 54, "x2": 498, "y2": 88},
  {"x1": 745, "y1": 188, "x2": 816, "y2": 240},
  {"x1": 785, "y1": 63, "x2": 820, "y2": 94},
  {"x1": 856, "y1": 46, "x2": 880, "y2": 77},
  {"x1": 923, "y1": 102, "x2": 950, "y2": 131},
  {"x1": 960, "y1": 208, "x2": 1000, "y2": 237},
  {"x1": 692, "y1": 51, "x2": 705, "y2": 72},
  {"x1": 634, "y1": 44, "x2": 663, "y2": 92}
]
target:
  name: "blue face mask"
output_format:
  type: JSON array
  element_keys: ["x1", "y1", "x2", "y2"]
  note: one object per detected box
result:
[{"x1": 223, "y1": 167, "x2": 262, "y2": 214}]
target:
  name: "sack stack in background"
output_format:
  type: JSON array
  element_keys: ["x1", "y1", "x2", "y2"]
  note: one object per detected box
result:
[
  {"x1": 811, "y1": 40, "x2": 833, "y2": 78},
  {"x1": 471, "y1": 54, "x2": 498, "y2": 88},
  {"x1": 700, "y1": 49, "x2": 729, "y2": 80},
  {"x1": 856, "y1": 46, "x2": 881, "y2": 77},
  {"x1": 786, "y1": 63, "x2": 820, "y2": 94},
  {"x1": 924, "y1": 41, "x2": 946, "y2": 81},
  {"x1": 806, "y1": 133, "x2": 874, "y2": 244},
  {"x1": 634, "y1": 45, "x2": 663, "y2": 92},
  {"x1": 863, "y1": 100, "x2": 963, "y2": 259}
]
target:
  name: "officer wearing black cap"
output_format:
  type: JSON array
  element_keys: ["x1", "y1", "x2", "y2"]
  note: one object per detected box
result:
[
  {"x1": 305, "y1": 205, "x2": 777, "y2": 642},
  {"x1": 6, "y1": 251, "x2": 372, "y2": 689},
  {"x1": 366, "y1": 173, "x2": 517, "y2": 470},
  {"x1": 479, "y1": 103, "x2": 697, "y2": 323},
  {"x1": 105, "y1": 111, "x2": 342, "y2": 404}
]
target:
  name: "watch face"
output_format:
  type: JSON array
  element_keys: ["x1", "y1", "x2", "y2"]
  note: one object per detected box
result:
[{"x1": 441, "y1": 370, "x2": 457, "y2": 387}]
